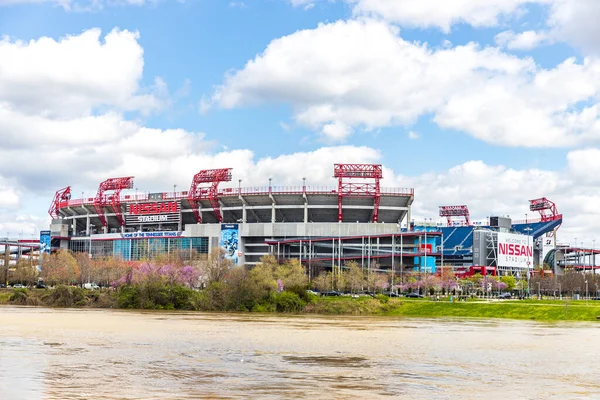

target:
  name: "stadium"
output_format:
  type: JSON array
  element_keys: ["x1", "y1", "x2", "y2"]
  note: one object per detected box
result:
[{"x1": 46, "y1": 163, "x2": 568, "y2": 277}]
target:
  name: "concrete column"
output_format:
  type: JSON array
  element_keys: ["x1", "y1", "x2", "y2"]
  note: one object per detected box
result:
[
  {"x1": 271, "y1": 203, "x2": 276, "y2": 223},
  {"x1": 72, "y1": 218, "x2": 77, "y2": 236},
  {"x1": 103, "y1": 225, "x2": 108, "y2": 234},
  {"x1": 304, "y1": 202, "x2": 308, "y2": 223},
  {"x1": 242, "y1": 203, "x2": 247, "y2": 223},
  {"x1": 406, "y1": 207, "x2": 412, "y2": 230},
  {"x1": 86, "y1": 215, "x2": 90, "y2": 236},
  {"x1": 121, "y1": 225, "x2": 125, "y2": 233}
]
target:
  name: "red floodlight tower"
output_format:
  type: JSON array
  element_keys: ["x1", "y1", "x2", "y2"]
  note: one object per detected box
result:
[
  {"x1": 529, "y1": 197, "x2": 560, "y2": 222},
  {"x1": 93, "y1": 177, "x2": 134, "y2": 227},
  {"x1": 529, "y1": 197, "x2": 561, "y2": 237},
  {"x1": 333, "y1": 163, "x2": 383, "y2": 222},
  {"x1": 48, "y1": 186, "x2": 71, "y2": 219},
  {"x1": 439, "y1": 205, "x2": 471, "y2": 226},
  {"x1": 188, "y1": 168, "x2": 232, "y2": 223}
]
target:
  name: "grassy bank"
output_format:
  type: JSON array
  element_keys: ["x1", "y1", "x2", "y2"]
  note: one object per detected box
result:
[
  {"x1": 308, "y1": 297, "x2": 600, "y2": 321},
  {"x1": 2, "y1": 288, "x2": 600, "y2": 322}
]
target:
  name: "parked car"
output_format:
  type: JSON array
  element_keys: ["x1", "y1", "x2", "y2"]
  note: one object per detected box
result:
[
  {"x1": 12, "y1": 284, "x2": 25, "y2": 289},
  {"x1": 35, "y1": 283, "x2": 47, "y2": 289},
  {"x1": 83, "y1": 283, "x2": 100, "y2": 290},
  {"x1": 405, "y1": 293, "x2": 424, "y2": 298},
  {"x1": 306, "y1": 290, "x2": 320, "y2": 296},
  {"x1": 498, "y1": 293, "x2": 512, "y2": 299},
  {"x1": 322, "y1": 291, "x2": 341, "y2": 297},
  {"x1": 383, "y1": 291, "x2": 401, "y2": 297}
]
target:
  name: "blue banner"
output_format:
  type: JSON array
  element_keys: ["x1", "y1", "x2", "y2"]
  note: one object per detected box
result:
[
  {"x1": 39, "y1": 230, "x2": 51, "y2": 254},
  {"x1": 220, "y1": 224, "x2": 239, "y2": 265}
]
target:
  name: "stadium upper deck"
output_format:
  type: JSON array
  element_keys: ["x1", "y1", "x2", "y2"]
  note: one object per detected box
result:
[{"x1": 53, "y1": 185, "x2": 414, "y2": 234}]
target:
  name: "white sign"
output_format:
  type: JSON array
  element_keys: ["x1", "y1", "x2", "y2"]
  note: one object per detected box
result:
[
  {"x1": 497, "y1": 232, "x2": 533, "y2": 269},
  {"x1": 120, "y1": 231, "x2": 185, "y2": 239}
]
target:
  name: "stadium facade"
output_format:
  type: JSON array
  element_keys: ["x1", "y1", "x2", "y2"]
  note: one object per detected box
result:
[{"x1": 47, "y1": 164, "x2": 565, "y2": 276}]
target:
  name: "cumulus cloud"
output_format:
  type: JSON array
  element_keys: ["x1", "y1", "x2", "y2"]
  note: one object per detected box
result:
[
  {"x1": 340, "y1": 0, "x2": 600, "y2": 55},
  {"x1": 211, "y1": 19, "x2": 600, "y2": 146},
  {"x1": 348, "y1": 0, "x2": 549, "y2": 33},
  {"x1": 495, "y1": 30, "x2": 551, "y2": 50},
  {"x1": 545, "y1": 0, "x2": 600, "y2": 54},
  {"x1": 0, "y1": 28, "x2": 164, "y2": 117}
]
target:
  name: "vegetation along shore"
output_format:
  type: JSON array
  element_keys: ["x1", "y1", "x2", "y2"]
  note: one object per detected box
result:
[{"x1": 2, "y1": 249, "x2": 600, "y2": 321}]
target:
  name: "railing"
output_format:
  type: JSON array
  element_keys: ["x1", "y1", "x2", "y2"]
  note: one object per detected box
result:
[{"x1": 56, "y1": 186, "x2": 414, "y2": 209}]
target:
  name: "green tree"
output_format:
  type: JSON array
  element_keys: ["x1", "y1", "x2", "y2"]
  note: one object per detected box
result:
[
  {"x1": 275, "y1": 259, "x2": 308, "y2": 295},
  {"x1": 249, "y1": 256, "x2": 278, "y2": 297},
  {"x1": 500, "y1": 275, "x2": 517, "y2": 291},
  {"x1": 344, "y1": 261, "x2": 365, "y2": 293}
]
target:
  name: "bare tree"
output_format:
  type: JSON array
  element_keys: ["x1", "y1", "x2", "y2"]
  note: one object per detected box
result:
[{"x1": 201, "y1": 248, "x2": 234, "y2": 285}]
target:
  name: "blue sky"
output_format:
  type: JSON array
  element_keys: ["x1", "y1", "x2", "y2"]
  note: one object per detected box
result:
[{"x1": 1, "y1": 0, "x2": 600, "y2": 245}]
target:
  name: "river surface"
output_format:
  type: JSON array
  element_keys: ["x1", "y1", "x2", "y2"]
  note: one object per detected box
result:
[{"x1": 0, "y1": 307, "x2": 599, "y2": 400}]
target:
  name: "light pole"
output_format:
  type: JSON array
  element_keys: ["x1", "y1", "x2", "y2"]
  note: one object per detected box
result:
[
  {"x1": 585, "y1": 280, "x2": 588, "y2": 304},
  {"x1": 524, "y1": 227, "x2": 533, "y2": 297},
  {"x1": 173, "y1": 184, "x2": 177, "y2": 197},
  {"x1": 558, "y1": 282, "x2": 562, "y2": 301},
  {"x1": 238, "y1": 179, "x2": 242, "y2": 195},
  {"x1": 537, "y1": 281, "x2": 541, "y2": 300}
]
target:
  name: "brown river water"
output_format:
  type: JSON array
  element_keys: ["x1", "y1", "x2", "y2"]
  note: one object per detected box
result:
[{"x1": 0, "y1": 306, "x2": 599, "y2": 400}]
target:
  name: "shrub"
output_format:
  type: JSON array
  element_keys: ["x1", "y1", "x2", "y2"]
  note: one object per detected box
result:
[
  {"x1": 9, "y1": 288, "x2": 29, "y2": 305},
  {"x1": 71, "y1": 287, "x2": 87, "y2": 306},
  {"x1": 45, "y1": 285, "x2": 74, "y2": 307},
  {"x1": 274, "y1": 291, "x2": 306, "y2": 313},
  {"x1": 169, "y1": 285, "x2": 196, "y2": 310},
  {"x1": 251, "y1": 302, "x2": 276, "y2": 313},
  {"x1": 375, "y1": 294, "x2": 389, "y2": 304},
  {"x1": 118, "y1": 285, "x2": 140, "y2": 309}
]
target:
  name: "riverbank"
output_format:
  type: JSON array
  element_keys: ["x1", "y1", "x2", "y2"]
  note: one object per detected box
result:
[{"x1": 2, "y1": 287, "x2": 600, "y2": 321}]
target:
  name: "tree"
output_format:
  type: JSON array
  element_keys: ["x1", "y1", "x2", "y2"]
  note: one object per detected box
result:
[
  {"x1": 74, "y1": 252, "x2": 92, "y2": 284},
  {"x1": 11, "y1": 259, "x2": 38, "y2": 286},
  {"x1": 313, "y1": 271, "x2": 332, "y2": 292},
  {"x1": 200, "y1": 248, "x2": 233, "y2": 285},
  {"x1": 275, "y1": 259, "x2": 308, "y2": 295},
  {"x1": 500, "y1": 275, "x2": 517, "y2": 291},
  {"x1": 41, "y1": 250, "x2": 81, "y2": 285},
  {"x1": 344, "y1": 261, "x2": 365, "y2": 293}
]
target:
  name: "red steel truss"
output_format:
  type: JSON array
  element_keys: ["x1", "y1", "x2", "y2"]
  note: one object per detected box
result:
[
  {"x1": 529, "y1": 197, "x2": 560, "y2": 222},
  {"x1": 529, "y1": 197, "x2": 562, "y2": 237},
  {"x1": 48, "y1": 186, "x2": 71, "y2": 219},
  {"x1": 439, "y1": 205, "x2": 471, "y2": 226},
  {"x1": 188, "y1": 168, "x2": 232, "y2": 223},
  {"x1": 333, "y1": 163, "x2": 383, "y2": 222},
  {"x1": 93, "y1": 177, "x2": 134, "y2": 227}
]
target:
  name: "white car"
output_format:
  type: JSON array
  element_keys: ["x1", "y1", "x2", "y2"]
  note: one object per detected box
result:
[{"x1": 12, "y1": 284, "x2": 25, "y2": 289}]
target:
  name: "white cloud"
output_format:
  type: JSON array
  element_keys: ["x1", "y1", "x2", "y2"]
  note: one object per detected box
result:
[
  {"x1": 0, "y1": 0, "x2": 159, "y2": 11},
  {"x1": 546, "y1": 0, "x2": 600, "y2": 55},
  {"x1": 348, "y1": 0, "x2": 550, "y2": 33},
  {"x1": 0, "y1": 28, "x2": 164, "y2": 117},
  {"x1": 408, "y1": 131, "x2": 420, "y2": 140},
  {"x1": 495, "y1": 30, "x2": 551, "y2": 50},
  {"x1": 288, "y1": 0, "x2": 316, "y2": 10},
  {"x1": 399, "y1": 155, "x2": 600, "y2": 245},
  {"x1": 211, "y1": 19, "x2": 600, "y2": 146}
]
